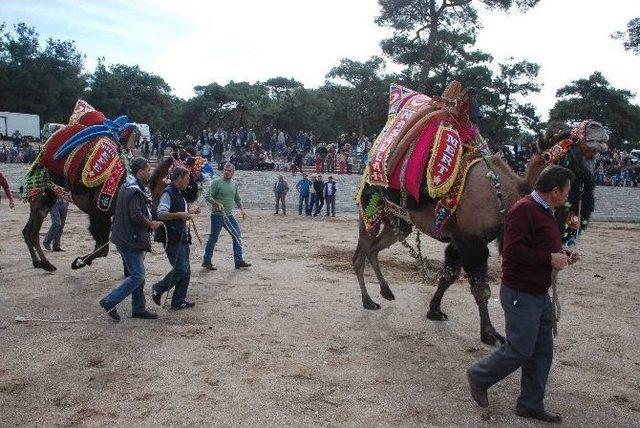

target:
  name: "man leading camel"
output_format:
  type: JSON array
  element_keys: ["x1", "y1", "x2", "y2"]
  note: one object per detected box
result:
[{"x1": 467, "y1": 165, "x2": 580, "y2": 424}]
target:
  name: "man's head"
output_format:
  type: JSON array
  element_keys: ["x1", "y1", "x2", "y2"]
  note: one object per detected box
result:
[
  {"x1": 317, "y1": 174, "x2": 322, "y2": 181},
  {"x1": 171, "y1": 166, "x2": 191, "y2": 191},
  {"x1": 223, "y1": 162, "x2": 235, "y2": 180},
  {"x1": 303, "y1": 173, "x2": 308, "y2": 179},
  {"x1": 535, "y1": 165, "x2": 575, "y2": 208},
  {"x1": 328, "y1": 176, "x2": 333, "y2": 181},
  {"x1": 131, "y1": 157, "x2": 151, "y2": 185}
]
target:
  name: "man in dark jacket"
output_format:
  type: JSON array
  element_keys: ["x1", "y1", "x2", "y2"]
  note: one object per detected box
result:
[
  {"x1": 151, "y1": 166, "x2": 199, "y2": 309},
  {"x1": 100, "y1": 157, "x2": 162, "y2": 321},
  {"x1": 296, "y1": 173, "x2": 312, "y2": 215},
  {"x1": 324, "y1": 176, "x2": 337, "y2": 217},
  {"x1": 312, "y1": 174, "x2": 324, "y2": 216},
  {"x1": 467, "y1": 165, "x2": 579, "y2": 424}
]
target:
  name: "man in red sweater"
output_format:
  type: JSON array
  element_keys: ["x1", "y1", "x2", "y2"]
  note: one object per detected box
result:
[
  {"x1": 0, "y1": 171, "x2": 15, "y2": 209},
  {"x1": 467, "y1": 165, "x2": 579, "y2": 424}
]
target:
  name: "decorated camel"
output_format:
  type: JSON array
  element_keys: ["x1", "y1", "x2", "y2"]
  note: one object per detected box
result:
[
  {"x1": 22, "y1": 100, "x2": 206, "y2": 272},
  {"x1": 353, "y1": 82, "x2": 609, "y2": 345}
]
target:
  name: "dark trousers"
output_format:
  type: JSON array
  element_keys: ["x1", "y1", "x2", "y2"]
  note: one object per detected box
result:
[
  {"x1": 43, "y1": 200, "x2": 68, "y2": 249},
  {"x1": 298, "y1": 193, "x2": 309, "y2": 215},
  {"x1": 153, "y1": 242, "x2": 191, "y2": 307},
  {"x1": 275, "y1": 193, "x2": 286, "y2": 214},
  {"x1": 312, "y1": 195, "x2": 324, "y2": 216},
  {"x1": 325, "y1": 194, "x2": 335, "y2": 216},
  {"x1": 469, "y1": 285, "x2": 554, "y2": 412}
]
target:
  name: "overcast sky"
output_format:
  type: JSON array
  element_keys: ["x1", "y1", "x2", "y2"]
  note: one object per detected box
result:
[{"x1": 2, "y1": 0, "x2": 639, "y2": 119}]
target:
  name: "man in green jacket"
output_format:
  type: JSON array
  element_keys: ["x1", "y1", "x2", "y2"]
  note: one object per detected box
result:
[{"x1": 202, "y1": 162, "x2": 251, "y2": 270}]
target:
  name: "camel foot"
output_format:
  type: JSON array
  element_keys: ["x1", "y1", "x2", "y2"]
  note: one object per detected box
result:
[
  {"x1": 427, "y1": 310, "x2": 448, "y2": 321},
  {"x1": 40, "y1": 261, "x2": 57, "y2": 272},
  {"x1": 481, "y1": 328, "x2": 505, "y2": 346},
  {"x1": 362, "y1": 299, "x2": 381, "y2": 310},
  {"x1": 380, "y1": 286, "x2": 395, "y2": 301}
]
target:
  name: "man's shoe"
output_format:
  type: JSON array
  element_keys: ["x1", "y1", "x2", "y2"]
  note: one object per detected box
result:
[
  {"x1": 132, "y1": 310, "x2": 158, "y2": 319},
  {"x1": 515, "y1": 407, "x2": 562, "y2": 423},
  {"x1": 52, "y1": 248, "x2": 65, "y2": 252},
  {"x1": 466, "y1": 369, "x2": 488, "y2": 408},
  {"x1": 99, "y1": 299, "x2": 121, "y2": 322},
  {"x1": 43, "y1": 242, "x2": 51, "y2": 251},
  {"x1": 201, "y1": 263, "x2": 217, "y2": 271},
  {"x1": 171, "y1": 301, "x2": 195, "y2": 310},
  {"x1": 235, "y1": 261, "x2": 251, "y2": 269},
  {"x1": 151, "y1": 286, "x2": 163, "y2": 306}
]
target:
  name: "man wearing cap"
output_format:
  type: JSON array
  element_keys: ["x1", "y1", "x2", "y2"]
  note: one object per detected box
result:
[{"x1": 100, "y1": 157, "x2": 162, "y2": 321}]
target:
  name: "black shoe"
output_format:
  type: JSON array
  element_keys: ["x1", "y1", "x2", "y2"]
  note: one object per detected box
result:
[
  {"x1": 99, "y1": 299, "x2": 121, "y2": 322},
  {"x1": 151, "y1": 286, "x2": 163, "y2": 306},
  {"x1": 235, "y1": 261, "x2": 251, "y2": 269},
  {"x1": 515, "y1": 407, "x2": 562, "y2": 423},
  {"x1": 466, "y1": 369, "x2": 488, "y2": 408},
  {"x1": 201, "y1": 263, "x2": 217, "y2": 271},
  {"x1": 43, "y1": 242, "x2": 51, "y2": 251},
  {"x1": 52, "y1": 248, "x2": 65, "y2": 252},
  {"x1": 171, "y1": 301, "x2": 195, "y2": 310},
  {"x1": 132, "y1": 310, "x2": 158, "y2": 319}
]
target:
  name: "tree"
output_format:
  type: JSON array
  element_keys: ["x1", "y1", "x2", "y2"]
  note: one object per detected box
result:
[
  {"x1": 325, "y1": 56, "x2": 389, "y2": 136},
  {"x1": 612, "y1": 17, "x2": 640, "y2": 55},
  {"x1": 263, "y1": 77, "x2": 303, "y2": 100},
  {"x1": 85, "y1": 60, "x2": 175, "y2": 133},
  {"x1": 549, "y1": 72, "x2": 640, "y2": 148},
  {"x1": 0, "y1": 22, "x2": 86, "y2": 124},
  {"x1": 375, "y1": 0, "x2": 540, "y2": 92},
  {"x1": 482, "y1": 58, "x2": 542, "y2": 144}
]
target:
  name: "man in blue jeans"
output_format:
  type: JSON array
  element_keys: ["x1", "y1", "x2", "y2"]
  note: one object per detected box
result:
[
  {"x1": 100, "y1": 157, "x2": 162, "y2": 321},
  {"x1": 467, "y1": 166, "x2": 579, "y2": 424},
  {"x1": 296, "y1": 173, "x2": 312, "y2": 215},
  {"x1": 202, "y1": 162, "x2": 251, "y2": 270},
  {"x1": 151, "y1": 166, "x2": 200, "y2": 309}
]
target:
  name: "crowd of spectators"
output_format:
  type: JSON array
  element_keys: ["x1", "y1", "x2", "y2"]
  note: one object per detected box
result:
[
  {"x1": 593, "y1": 149, "x2": 640, "y2": 187},
  {"x1": 0, "y1": 132, "x2": 39, "y2": 164}
]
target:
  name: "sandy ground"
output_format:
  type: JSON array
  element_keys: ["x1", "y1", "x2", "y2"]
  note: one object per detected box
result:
[{"x1": 0, "y1": 203, "x2": 639, "y2": 427}]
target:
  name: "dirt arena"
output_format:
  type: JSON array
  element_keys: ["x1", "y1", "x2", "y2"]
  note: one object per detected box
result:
[{"x1": 1, "y1": 203, "x2": 639, "y2": 427}]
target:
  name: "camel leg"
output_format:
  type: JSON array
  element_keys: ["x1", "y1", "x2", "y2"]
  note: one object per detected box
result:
[
  {"x1": 455, "y1": 234, "x2": 505, "y2": 346},
  {"x1": 427, "y1": 243, "x2": 461, "y2": 321},
  {"x1": 366, "y1": 223, "x2": 403, "y2": 302},
  {"x1": 73, "y1": 213, "x2": 112, "y2": 269},
  {"x1": 22, "y1": 195, "x2": 56, "y2": 271},
  {"x1": 353, "y1": 218, "x2": 380, "y2": 310}
]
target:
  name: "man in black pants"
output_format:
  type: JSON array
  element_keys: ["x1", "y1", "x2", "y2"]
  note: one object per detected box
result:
[
  {"x1": 467, "y1": 165, "x2": 579, "y2": 424},
  {"x1": 312, "y1": 174, "x2": 324, "y2": 216},
  {"x1": 152, "y1": 167, "x2": 200, "y2": 309}
]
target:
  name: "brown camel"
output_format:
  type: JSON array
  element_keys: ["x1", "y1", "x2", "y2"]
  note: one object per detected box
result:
[
  {"x1": 353, "y1": 120, "x2": 609, "y2": 345},
  {"x1": 22, "y1": 144, "x2": 203, "y2": 273}
]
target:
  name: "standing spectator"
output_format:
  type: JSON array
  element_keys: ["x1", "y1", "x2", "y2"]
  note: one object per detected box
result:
[
  {"x1": 324, "y1": 176, "x2": 337, "y2": 217},
  {"x1": 273, "y1": 174, "x2": 289, "y2": 215},
  {"x1": 467, "y1": 165, "x2": 578, "y2": 423},
  {"x1": 202, "y1": 163, "x2": 251, "y2": 270},
  {"x1": 43, "y1": 198, "x2": 69, "y2": 251},
  {"x1": 313, "y1": 174, "x2": 325, "y2": 216},
  {"x1": 296, "y1": 173, "x2": 312, "y2": 216},
  {"x1": 291, "y1": 148, "x2": 303, "y2": 175},
  {"x1": 151, "y1": 167, "x2": 200, "y2": 310},
  {"x1": 0, "y1": 171, "x2": 15, "y2": 209},
  {"x1": 99, "y1": 157, "x2": 162, "y2": 321},
  {"x1": 202, "y1": 141, "x2": 212, "y2": 162}
]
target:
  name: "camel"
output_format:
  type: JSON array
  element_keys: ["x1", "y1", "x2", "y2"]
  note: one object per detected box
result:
[
  {"x1": 352, "y1": 120, "x2": 609, "y2": 345},
  {"x1": 22, "y1": 144, "x2": 204, "y2": 273}
]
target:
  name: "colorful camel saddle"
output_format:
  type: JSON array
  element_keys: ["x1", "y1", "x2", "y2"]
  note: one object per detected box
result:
[
  {"x1": 357, "y1": 81, "x2": 483, "y2": 239},
  {"x1": 25, "y1": 100, "x2": 134, "y2": 212}
]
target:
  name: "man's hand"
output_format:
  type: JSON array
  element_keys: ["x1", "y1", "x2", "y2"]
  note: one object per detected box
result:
[
  {"x1": 551, "y1": 252, "x2": 569, "y2": 270},
  {"x1": 190, "y1": 205, "x2": 201, "y2": 215},
  {"x1": 9, "y1": 199, "x2": 15, "y2": 209},
  {"x1": 180, "y1": 212, "x2": 193, "y2": 221},
  {"x1": 240, "y1": 209, "x2": 247, "y2": 220},
  {"x1": 149, "y1": 220, "x2": 163, "y2": 231},
  {"x1": 568, "y1": 251, "x2": 581, "y2": 265},
  {"x1": 212, "y1": 201, "x2": 224, "y2": 212}
]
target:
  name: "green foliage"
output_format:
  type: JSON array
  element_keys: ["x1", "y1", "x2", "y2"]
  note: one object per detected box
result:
[
  {"x1": 549, "y1": 72, "x2": 640, "y2": 148},
  {"x1": 612, "y1": 17, "x2": 640, "y2": 55}
]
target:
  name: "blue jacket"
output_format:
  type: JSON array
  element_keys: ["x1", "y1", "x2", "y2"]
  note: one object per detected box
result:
[{"x1": 296, "y1": 178, "x2": 312, "y2": 195}]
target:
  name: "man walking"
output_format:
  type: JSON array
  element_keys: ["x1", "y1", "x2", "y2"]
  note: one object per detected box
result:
[
  {"x1": 202, "y1": 163, "x2": 251, "y2": 270},
  {"x1": 312, "y1": 174, "x2": 324, "y2": 216},
  {"x1": 296, "y1": 173, "x2": 312, "y2": 216},
  {"x1": 151, "y1": 167, "x2": 199, "y2": 310},
  {"x1": 324, "y1": 176, "x2": 336, "y2": 217},
  {"x1": 273, "y1": 174, "x2": 289, "y2": 215},
  {"x1": 43, "y1": 197, "x2": 69, "y2": 251},
  {"x1": 100, "y1": 157, "x2": 162, "y2": 321},
  {"x1": 467, "y1": 165, "x2": 579, "y2": 424}
]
